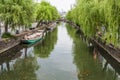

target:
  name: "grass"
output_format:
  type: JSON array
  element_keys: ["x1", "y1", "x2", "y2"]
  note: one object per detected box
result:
[{"x1": 1, "y1": 32, "x2": 17, "y2": 39}]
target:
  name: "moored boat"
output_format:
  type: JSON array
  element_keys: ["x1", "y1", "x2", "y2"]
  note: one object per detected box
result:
[{"x1": 21, "y1": 30, "x2": 45, "y2": 44}]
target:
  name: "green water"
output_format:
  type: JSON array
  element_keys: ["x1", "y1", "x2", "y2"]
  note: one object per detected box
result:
[{"x1": 0, "y1": 23, "x2": 120, "y2": 80}]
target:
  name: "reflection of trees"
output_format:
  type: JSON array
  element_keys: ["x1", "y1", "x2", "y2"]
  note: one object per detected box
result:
[
  {"x1": 66, "y1": 24, "x2": 77, "y2": 39},
  {"x1": 0, "y1": 46, "x2": 22, "y2": 71},
  {"x1": 66, "y1": 25, "x2": 118, "y2": 80},
  {"x1": 34, "y1": 28, "x2": 57, "y2": 58},
  {"x1": 13, "y1": 56, "x2": 38, "y2": 80},
  {"x1": 0, "y1": 48, "x2": 39, "y2": 80}
]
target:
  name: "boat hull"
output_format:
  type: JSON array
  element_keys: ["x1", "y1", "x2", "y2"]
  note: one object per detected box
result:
[{"x1": 21, "y1": 37, "x2": 43, "y2": 44}]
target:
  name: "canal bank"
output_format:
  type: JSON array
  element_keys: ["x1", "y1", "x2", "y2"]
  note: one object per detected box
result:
[
  {"x1": 0, "y1": 23, "x2": 120, "y2": 80},
  {"x1": 0, "y1": 22, "x2": 57, "y2": 54},
  {"x1": 57, "y1": 19, "x2": 120, "y2": 65}
]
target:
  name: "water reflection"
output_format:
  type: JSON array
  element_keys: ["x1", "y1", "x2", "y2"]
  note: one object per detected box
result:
[
  {"x1": 0, "y1": 46, "x2": 38, "y2": 80},
  {"x1": 93, "y1": 48, "x2": 104, "y2": 64},
  {"x1": 0, "y1": 45, "x2": 22, "y2": 72},
  {"x1": 34, "y1": 28, "x2": 58, "y2": 58},
  {"x1": 93, "y1": 48, "x2": 120, "y2": 80},
  {"x1": 35, "y1": 23, "x2": 77, "y2": 80},
  {"x1": 0, "y1": 25, "x2": 58, "y2": 80},
  {"x1": 95, "y1": 47, "x2": 120, "y2": 75},
  {"x1": 12, "y1": 52, "x2": 38, "y2": 80},
  {"x1": 66, "y1": 24, "x2": 120, "y2": 80},
  {"x1": 0, "y1": 23, "x2": 120, "y2": 80}
]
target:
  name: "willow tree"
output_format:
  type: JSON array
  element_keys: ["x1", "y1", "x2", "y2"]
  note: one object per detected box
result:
[
  {"x1": 99, "y1": 0, "x2": 120, "y2": 45},
  {"x1": 36, "y1": 1, "x2": 60, "y2": 27},
  {"x1": 0, "y1": 0, "x2": 34, "y2": 33},
  {"x1": 66, "y1": 0, "x2": 120, "y2": 46},
  {"x1": 65, "y1": 25, "x2": 118, "y2": 80}
]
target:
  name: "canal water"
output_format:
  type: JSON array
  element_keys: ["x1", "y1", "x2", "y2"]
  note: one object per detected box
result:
[{"x1": 0, "y1": 23, "x2": 120, "y2": 80}]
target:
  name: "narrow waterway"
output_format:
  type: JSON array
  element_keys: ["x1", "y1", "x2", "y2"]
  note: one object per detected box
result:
[{"x1": 0, "y1": 23, "x2": 120, "y2": 80}]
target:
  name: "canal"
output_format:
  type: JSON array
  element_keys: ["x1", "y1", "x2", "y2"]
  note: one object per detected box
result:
[{"x1": 0, "y1": 23, "x2": 120, "y2": 80}]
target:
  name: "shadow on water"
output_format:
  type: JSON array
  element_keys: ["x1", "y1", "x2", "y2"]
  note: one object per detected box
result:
[
  {"x1": 34, "y1": 28, "x2": 58, "y2": 58},
  {"x1": 66, "y1": 24, "x2": 120, "y2": 80},
  {"x1": 0, "y1": 27, "x2": 58, "y2": 80},
  {"x1": 0, "y1": 23, "x2": 120, "y2": 80},
  {"x1": 0, "y1": 45, "x2": 39, "y2": 80},
  {"x1": 94, "y1": 48, "x2": 120, "y2": 75}
]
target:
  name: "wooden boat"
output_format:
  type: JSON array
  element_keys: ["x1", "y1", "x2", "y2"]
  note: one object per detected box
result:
[
  {"x1": 22, "y1": 36, "x2": 43, "y2": 44},
  {"x1": 21, "y1": 30, "x2": 44, "y2": 44}
]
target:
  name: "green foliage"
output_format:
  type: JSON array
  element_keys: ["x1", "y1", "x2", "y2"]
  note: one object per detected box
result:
[
  {"x1": 0, "y1": 0, "x2": 35, "y2": 31},
  {"x1": 66, "y1": 0, "x2": 120, "y2": 46},
  {"x1": 36, "y1": 1, "x2": 60, "y2": 22},
  {"x1": 66, "y1": 25, "x2": 118, "y2": 80},
  {"x1": 2, "y1": 32, "x2": 16, "y2": 39}
]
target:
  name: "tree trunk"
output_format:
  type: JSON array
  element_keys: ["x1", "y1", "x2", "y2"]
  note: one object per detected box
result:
[
  {"x1": 36, "y1": 20, "x2": 42, "y2": 28},
  {"x1": 5, "y1": 22, "x2": 8, "y2": 33},
  {"x1": 118, "y1": 26, "x2": 120, "y2": 42},
  {"x1": 6, "y1": 61, "x2": 10, "y2": 71},
  {"x1": 0, "y1": 22, "x2": 1, "y2": 36},
  {"x1": 25, "y1": 48, "x2": 27, "y2": 58}
]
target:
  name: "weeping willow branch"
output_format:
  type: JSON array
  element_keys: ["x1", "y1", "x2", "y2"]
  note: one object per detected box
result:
[{"x1": 66, "y1": 0, "x2": 120, "y2": 47}]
